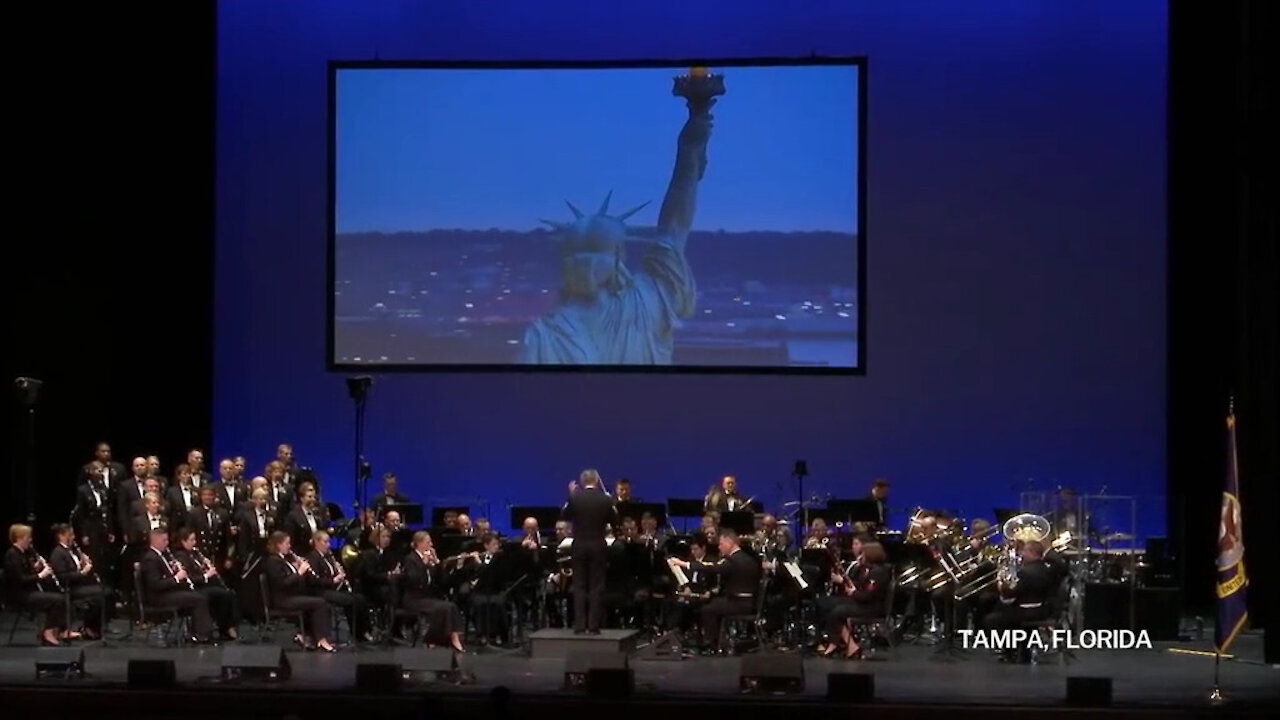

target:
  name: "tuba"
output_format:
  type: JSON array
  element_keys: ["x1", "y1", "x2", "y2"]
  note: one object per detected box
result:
[{"x1": 996, "y1": 513, "x2": 1052, "y2": 594}]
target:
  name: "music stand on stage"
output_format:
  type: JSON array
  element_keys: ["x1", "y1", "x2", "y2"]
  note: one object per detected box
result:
[
  {"x1": 431, "y1": 506, "x2": 470, "y2": 527},
  {"x1": 666, "y1": 498, "x2": 704, "y2": 532},
  {"x1": 509, "y1": 506, "x2": 560, "y2": 533},
  {"x1": 825, "y1": 499, "x2": 880, "y2": 529},
  {"x1": 616, "y1": 502, "x2": 667, "y2": 527},
  {"x1": 383, "y1": 503, "x2": 423, "y2": 527},
  {"x1": 719, "y1": 510, "x2": 756, "y2": 536}
]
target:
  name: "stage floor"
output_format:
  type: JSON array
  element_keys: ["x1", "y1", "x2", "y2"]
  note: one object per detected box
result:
[{"x1": 0, "y1": 620, "x2": 1274, "y2": 714}]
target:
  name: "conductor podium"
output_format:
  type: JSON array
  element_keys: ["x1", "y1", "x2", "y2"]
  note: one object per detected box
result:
[{"x1": 528, "y1": 628, "x2": 640, "y2": 659}]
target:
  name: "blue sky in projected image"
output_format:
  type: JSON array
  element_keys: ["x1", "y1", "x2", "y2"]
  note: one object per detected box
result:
[{"x1": 335, "y1": 65, "x2": 858, "y2": 234}]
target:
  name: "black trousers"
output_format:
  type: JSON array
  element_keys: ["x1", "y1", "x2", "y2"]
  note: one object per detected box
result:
[
  {"x1": 665, "y1": 597, "x2": 705, "y2": 636},
  {"x1": 405, "y1": 596, "x2": 464, "y2": 642},
  {"x1": 198, "y1": 584, "x2": 239, "y2": 632},
  {"x1": 22, "y1": 591, "x2": 67, "y2": 631},
  {"x1": 571, "y1": 541, "x2": 607, "y2": 632},
  {"x1": 319, "y1": 589, "x2": 367, "y2": 637},
  {"x1": 277, "y1": 595, "x2": 332, "y2": 640},
  {"x1": 983, "y1": 603, "x2": 1050, "y2": 632},
  {"x1": 70, "y1": 583, "x2": 111, "y2": 632},
  {"x1": 700, "y1": 596, "x2": 752, "y2": 649},
  {"x1": 825, "y1": 598, "x2": 881, "y2": 637},
  {"x1": 470, "y1": 592, "x2": 507, "y2": 640},
  {"x1": 154, "y1": 589, "x2": 213, "y2": 638}
]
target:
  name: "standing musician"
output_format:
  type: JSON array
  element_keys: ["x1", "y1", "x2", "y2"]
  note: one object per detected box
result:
[
  {"x1": 283, "y1": 482, "x2": 329, "y2": 550},
  {"x1": 614, "y1": 478, "x2": 636, "y2": 502},
  {"x1": 669, "y1": 529, "x2": 762, "y2": 654},
  {"x1": 211, "y1": 462, "x2": 247, "y2": 514},
  {"x1": 115, "y1": 457, "x2": 150, "y2": 539},
  {"x1": 235, "y1": 487, "x2": 275, "y2": 564},
  {"x1": 562, "y1": 468, "x2": 618, "y2": 635},
  {"x1": 263, "y1": 531, "x2": 335, "y2": 652},
  {"x1": 166, "y1": 463, "x2": 201, "y2": 529},
  {"x1": 304, "y1": 530, "x2": 368, "y2": 642},
  {"x1": 73, "y1": 465, "x2": 115, "y2": 582},
  {"x1": 4, "y1": 524, "x2": 67, "y2": 646},
  {"x1": 48, "y1": 524, "x2": 109, "y2": 640},
  {"x1": 79, "y1": 442, "x2": 125, "y2": 487},
  {"x1": 172, "y1": 528, "x2": 239, "y2": 640},
  {"x1": 401, "y1": 531, "x2": 466, "y2": 651},
  {"x1": 190, "y1": 486, "x2": 233, "y2": 573},
  {"x1": 371, "y1": 472, "x2": 411, "y2": 513},
  {"x1": 982, "y1": 540, "x2": 1056, "y2": 663},
  {"x1": 704, "y1": 474, "x2": 748, "y2": 513},
  {"x1": 819, "y1": 540, "x2": 890, "y2": 659},
  {"x1": 865, "y1": 479, "x2": 890, "y2": 529},
  {"x1": 138, "y1": 528, "x2": 215, "y2": 644}
]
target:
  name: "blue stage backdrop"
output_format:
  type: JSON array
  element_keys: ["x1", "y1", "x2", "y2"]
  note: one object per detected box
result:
[{"x1": 215, "y1": 0, "x2": 1167, "y2": 538}]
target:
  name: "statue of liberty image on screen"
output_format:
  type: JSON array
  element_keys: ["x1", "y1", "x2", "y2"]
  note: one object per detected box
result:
[{"x1": 518, "y1": 68, "x2": 724, "y2": 365}]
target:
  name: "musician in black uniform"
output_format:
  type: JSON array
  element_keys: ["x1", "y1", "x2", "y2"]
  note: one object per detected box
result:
[
  {"x1": 304, "y1": 530, "x2": 369, "y2": 642},
  {"x1": 704, "y1": 474, "x2": 748, "y2": 513},
  {"x1": 664, "y1": 536, "x2": 718, "y2": 646},
  {"x1": 138, "y1": 528, "x2": 215, "y2": 643},
  {"x1": 983, "y1": 540, "x2": 1057, "y2": 662},
  {"x1": 822, "y1": 541, "x2": 891, "y2": 659},
  {"x1": 48, "y1": 524, "x2": 109, "y2": 639},
  {"x1": 172, "y1": 528, "x2": 239, "y2": 640},
  {"x1": 562, "y1": 469, "x2": 618, "y2": 634},
  {"x1": 400, "y1": 531, "x2": 465, "y2": 651},
  {"x1": 4, "y1": 524, "x2": 66, "y2": 646},
  {"x1": 262, "y1": 531, "x2": 335, "y2": 652},
  {"x1": 283, "y1": 484, "x2": 329, "y2": 550},
  {"x1": 670, "y1": 529, "x2": 762, "y2": 654},
  {"x1": 73, "y1": 469, "x2": 116, "y2": 585},
  {"x1": 190, "y1": 487, "x2": 232, "y2": 574}
]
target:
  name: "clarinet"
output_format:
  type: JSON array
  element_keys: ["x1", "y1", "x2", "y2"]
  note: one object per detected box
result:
[
  {"x1": 163, "y1": 549, "x2": 196, "y2": 590},
  {"x1": 30, "y1": 549, "x2": 63, "y2": 592},
  {"x1": 325, "y1": 553, "x2": 351, "y2": 592},
  {"x1": 70, "y1": 538, "x2": 100, "y2": 585},
  {"x1": 193, "y1": 548, "x2": 225, "y2": 588}
]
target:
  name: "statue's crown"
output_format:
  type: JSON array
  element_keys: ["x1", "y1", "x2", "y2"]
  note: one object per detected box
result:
[{"x1": 540, "y1": 191, "x2": 649, "y2": 254}]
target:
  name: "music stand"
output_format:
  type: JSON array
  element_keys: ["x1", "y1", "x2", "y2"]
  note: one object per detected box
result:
[
  {"x1": 666, "y1": 498, "x2": 704, "y2": 532},
  {"x1": 431, "y1": 506, "x2": 469, "y2": 527},
  {"x1": 617, "y1": 502, "x2": 667, "y2": 527},
  {"x1": 383, "y1": 503, "x2": 423, "y2": 526},
  {"x1": 720, "y1": 510, "x2": 756, "y2": 536},
  {"x1": 509, "y1": 506, "x2": 560, "y2": 533},
  {"x1": 825, "y1": 499, "x2": 880, "y2": 528}
]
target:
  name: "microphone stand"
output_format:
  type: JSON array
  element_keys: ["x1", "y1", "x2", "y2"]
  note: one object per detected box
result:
[
  {"x1": 15, "y1": 377, "x2": 42, "y2": 529},
  {"x1": 346, "y1": 377, "x2": 372, "y2": 523}
]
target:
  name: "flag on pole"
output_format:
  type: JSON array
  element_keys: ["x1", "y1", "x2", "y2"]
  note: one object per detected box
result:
[{"x1": 1214, "y1": 410, "x2": 1248, "y2": 653}]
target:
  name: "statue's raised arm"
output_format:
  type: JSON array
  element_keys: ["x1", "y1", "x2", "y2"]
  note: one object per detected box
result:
[{"x1": 657, "y1": 68, "x2": 724, "y2": 244}]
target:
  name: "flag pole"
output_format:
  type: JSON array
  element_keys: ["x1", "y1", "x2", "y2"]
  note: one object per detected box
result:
[{"x1": 1210, "y1": 392, "x2": 1234, "y2": 703}]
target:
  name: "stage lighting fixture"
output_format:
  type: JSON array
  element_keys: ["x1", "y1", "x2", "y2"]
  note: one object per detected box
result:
[{"x1": 345, "y1": 375, "x2": 373, "y2": 400}]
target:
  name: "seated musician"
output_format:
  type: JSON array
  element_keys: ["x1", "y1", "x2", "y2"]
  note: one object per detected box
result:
[
  {"x1": 304, "y1": 530, "x2": 369, "y2": 642},
  {"x1": 940, "y1": 519, "x2": 999, "y2": 629},
  {"x1": 463, "y1": 532, "x2": 508, "y2": 645},
  {"x1": 262, "y1": 531, "x2": 335, "y2": 652},
  {"x1": 699, "y1": 513, "x2": 721, "y2": 550},
  {"x1": 639, "y1": 512, "x2": 667, "y2": 546},
  {"x1": 359, "y1": 525, "x2": 400, "y2": 612},
  {"x1": 814, "y1": 533, "x2": 866, "y2": 636},
  {"x1": 3, "y1": 524, "x2": 67, "y2": 646},
  {"x1": 615, "y1": 477, "x2": 642, "y2": 503},
  {"x1": 670, "y1": 529, "x2": 761, "y2": 654},
  {"x1": 802, "y1": 518, "x2": 830, "y2": 549},
  {"x1": 756, "y1": 514, "x2": 793, "y2": 557},
  {"x1": 544, "y1": 522, "x2": 573, "y2": 627},
  {"x1": 48, "y1": 523, "x2": 108, "y2": 640},
  {"x1": 820, "y1": 540, "x2": 890, "y2": 659},
  {"x1": 519, "y1": 517, "x2": 541, "y2": 550},
  {"x1": 664, "y1": 536, "x2": 717, "y2": 648},
  {"x1": 454, "y1": 513, "x2": 474, "y2": 536},
  {"x1": 138, "y1": 528, "x2": 215, "y2": 644},
  {"x1": 982, "y1": 540, "x2": 1056, "y2": 663},
  {"x1": 474, "y1": 517, "x2": 493, "y2": 536},
  {"x1": 172, "y1": 527, "x2": 239, "y2": 640},
  {"x1": 401, "y1": 531, "x2": 466, "y2": 652},
  {"x1": 370, "y1": 472, "x2": 410, "y2": 513}
]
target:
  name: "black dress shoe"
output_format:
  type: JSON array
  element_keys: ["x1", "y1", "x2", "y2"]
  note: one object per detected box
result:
[
  {"x1": 587, "y1": 629, "x2": 601, "y2": 635},
  {"x1": 573, "y1": 629, "x2": 587, "y2": 635}
]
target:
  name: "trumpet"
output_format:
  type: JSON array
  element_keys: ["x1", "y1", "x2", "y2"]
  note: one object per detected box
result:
[
  {"x1": 30, "y1": 549, "x2": 63, "y2": 592},
  {"x1": 163, "y1": 549, "x2": 195, "y2": 590}
]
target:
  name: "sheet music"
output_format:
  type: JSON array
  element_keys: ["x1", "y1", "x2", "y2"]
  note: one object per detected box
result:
[
  {"x1": 782, "y1": 560, "x2": 808, "y2": 590},
  {"x1": 667, "y1": 557, "x2": 690, "y2": 587},
  {"x1": 558, "y1": 538, "x2": 572, "y2": 549}
]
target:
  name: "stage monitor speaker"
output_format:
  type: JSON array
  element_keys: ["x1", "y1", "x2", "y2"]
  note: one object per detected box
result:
[
  {"x1": 393, "y1": 647, "x2": 458, "y2": 680},
  {"x1": 1066, "y1": 676, "x2": 1112, "y2": 707},
  {"x1": 826, "y1": 672, "x2": 874, "y2": 702},
  {"x1": 127, "y1": 659, "x2": 176, "y2": 688},
  {"x1": 356, "y1": 663, "x2": 402, "y2": 692},
  {"x1": 1082, "y1": 584, "x2": 1181, "y2": 641},
  {"x1": 220, "y1": 645, "x2": 291, "y2": 681},
  {"x1": 740, "y1": 652, "x2": 804, "y2": 694},
  {"x1": 34, "y1": 647, "x2": 85, "y2": 679},
  {"x1": 563, "y1": 651, "x2": 629, "y2": 691}
]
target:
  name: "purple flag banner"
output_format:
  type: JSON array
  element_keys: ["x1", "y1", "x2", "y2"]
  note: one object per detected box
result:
[{"x1": 1214, "y1": 412, "x2": 1248, "y2": 653}]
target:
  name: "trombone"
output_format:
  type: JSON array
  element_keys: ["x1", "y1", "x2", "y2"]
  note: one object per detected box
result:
[{"x1": 954, "y1": 513, "x2": 1050, "y2": 600}]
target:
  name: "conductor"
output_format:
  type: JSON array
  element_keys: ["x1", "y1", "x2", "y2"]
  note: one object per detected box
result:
[{"x1": 562, "y1": 468, "x2": 618, "y2": 634}]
